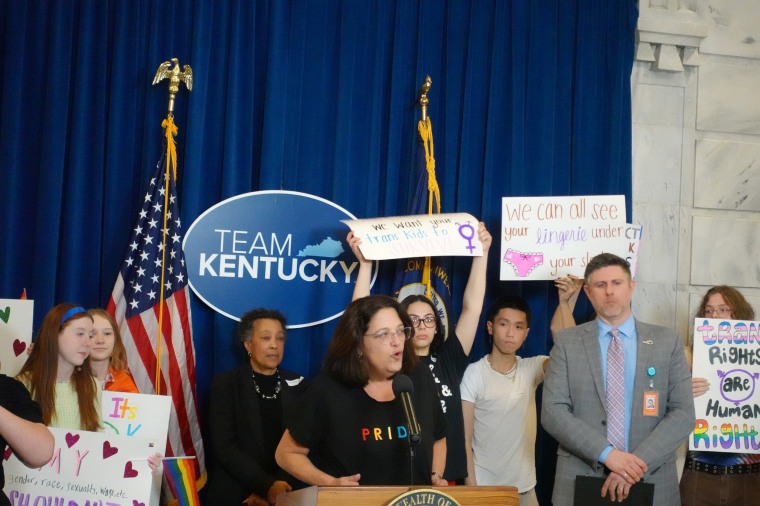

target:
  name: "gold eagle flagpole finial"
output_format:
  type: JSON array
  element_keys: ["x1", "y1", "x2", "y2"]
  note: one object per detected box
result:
[
  {"x1": 150, "y1": 58, "x2": 192, "y2": 393},
  {"x1": 417, "y1": 75, "x2": 432, "y2": 122},
  {"x1": 152, "y1": 57, "x2": 193, "y2": 116}
]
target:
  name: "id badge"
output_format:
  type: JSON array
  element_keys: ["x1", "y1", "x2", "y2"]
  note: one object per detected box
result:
[{"x1": 643, "y1": 391, "x2": 659, "y2": 416}]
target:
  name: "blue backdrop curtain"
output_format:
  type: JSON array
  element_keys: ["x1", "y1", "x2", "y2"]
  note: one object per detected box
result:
[{"x1": 0, "y1": 0, "x2": 637, "y2": 502}]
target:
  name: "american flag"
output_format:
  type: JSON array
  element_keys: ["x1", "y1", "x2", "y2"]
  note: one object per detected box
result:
[{"x1": 107, "y1": 152, "x2": 205, "y2": 482}]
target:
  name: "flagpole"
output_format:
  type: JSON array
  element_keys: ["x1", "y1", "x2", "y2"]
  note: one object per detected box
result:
[{"x1": 151, "y1": 58, "x2": 193, "y2": 394}]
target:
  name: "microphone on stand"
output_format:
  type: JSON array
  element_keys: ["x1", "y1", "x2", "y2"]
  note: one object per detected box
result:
[{"x1": 392, "y1": 374, "x2": 421, "y2": 445}]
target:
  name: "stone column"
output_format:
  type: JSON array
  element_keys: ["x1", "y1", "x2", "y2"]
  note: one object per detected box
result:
[{"x1": 632, "y1": 0, "x2": 760, "y2": 340}]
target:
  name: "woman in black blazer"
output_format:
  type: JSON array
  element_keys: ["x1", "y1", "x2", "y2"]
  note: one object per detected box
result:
[{"x1": 206, "y1": 308, "x2": 305, "y2": 505}]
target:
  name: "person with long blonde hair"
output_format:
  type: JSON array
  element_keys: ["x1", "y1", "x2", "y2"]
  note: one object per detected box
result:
[
  {"x1": 17, "y1": 304, "x2": 102, "y2": 431},
  {"x1": 88, "y1": 309, "x2": 138, "y2": 393}
]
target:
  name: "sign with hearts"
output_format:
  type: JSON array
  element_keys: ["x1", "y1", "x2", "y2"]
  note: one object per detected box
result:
[
  {"x1": 3, "y1": 427, "x2": 155, "y2": 504},
  {"x1": 101, "y1": 391, "x2": 172, "y2": 506},
  {"x1": 0, "y1": 299, "x2": 33, "y2": 376}
]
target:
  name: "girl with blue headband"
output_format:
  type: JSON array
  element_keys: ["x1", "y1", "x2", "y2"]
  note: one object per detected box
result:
[{"x1": 17, "y1": 304, "x2": 102, "y2": 431}]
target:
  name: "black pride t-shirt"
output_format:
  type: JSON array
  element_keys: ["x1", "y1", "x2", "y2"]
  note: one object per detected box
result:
[{"x1": 288, "y1": 366, "x2": 445, "y2": 486}]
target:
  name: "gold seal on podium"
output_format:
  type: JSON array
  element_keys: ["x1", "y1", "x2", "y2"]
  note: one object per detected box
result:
[{"x1": 386, "y1": 488, "x2": 461, "y2": 506}]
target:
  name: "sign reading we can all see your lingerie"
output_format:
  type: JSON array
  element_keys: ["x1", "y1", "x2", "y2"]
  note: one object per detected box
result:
[
  {"x1": 499, "y1": 195, "x2": 641, "y2": 281},
  {"x1": 690, "y1": 318, "x2": 760, "y2": 454}
]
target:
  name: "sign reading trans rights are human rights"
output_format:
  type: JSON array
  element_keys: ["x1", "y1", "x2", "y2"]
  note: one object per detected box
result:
[
  {"x1": 184, "y1": 191, "x2": 365, "y2": 327},
  {"x1": 690, "y1": 318, "x2": 760, "y2": 453}
]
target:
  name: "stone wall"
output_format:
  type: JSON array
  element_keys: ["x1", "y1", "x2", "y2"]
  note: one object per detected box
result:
[{"x1": 632, "y1": 0, "x2": 760, "y2": 341}]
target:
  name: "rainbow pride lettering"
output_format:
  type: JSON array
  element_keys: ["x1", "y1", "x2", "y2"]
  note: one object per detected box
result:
[
  {"x1": 361, "y1": 425, "x2": 408, "y2": 441},
  {"x1": 692, "y1": 419, "x2": 760, "y2": 451}
]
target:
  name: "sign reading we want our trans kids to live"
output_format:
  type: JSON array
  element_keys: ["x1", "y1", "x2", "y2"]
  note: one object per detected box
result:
[
  {"x1": 690, "y1": 318, "x2": 760, "y2": 453},
  {"x1": 343, "y1": 212, "x2": 483, "y2": 260}
]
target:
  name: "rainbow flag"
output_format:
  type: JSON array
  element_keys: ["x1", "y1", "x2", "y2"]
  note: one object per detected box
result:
[{"x1": 164, "y1": 457, "x2": 200, "y2": 506}]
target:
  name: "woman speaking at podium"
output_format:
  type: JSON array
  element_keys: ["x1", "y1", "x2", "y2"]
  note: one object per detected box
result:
[{"x1": 275, "y1": 295, "x2": 448, "y2": 487}]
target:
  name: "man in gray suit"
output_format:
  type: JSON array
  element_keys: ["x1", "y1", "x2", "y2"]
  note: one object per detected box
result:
[{"x1": 542, "y1": 253, "x2": 694, "y2": 505}]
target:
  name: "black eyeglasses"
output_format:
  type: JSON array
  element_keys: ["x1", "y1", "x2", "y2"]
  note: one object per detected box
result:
[{"x1": 410, "y1": 315, "x2": 436, "y2": 328}]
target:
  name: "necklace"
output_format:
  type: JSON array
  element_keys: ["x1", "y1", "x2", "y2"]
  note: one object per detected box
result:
[
  {"x1": 252, "y1": 368, "x2": 281, "y2": 400},
  {"x1": 487, "y1": 355, "x2": 517, "y2": 380}
]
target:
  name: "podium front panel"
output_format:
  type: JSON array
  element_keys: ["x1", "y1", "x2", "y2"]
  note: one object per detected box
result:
[{"x1": 276, "y1": 485, "x2": 519, "y2": 506}]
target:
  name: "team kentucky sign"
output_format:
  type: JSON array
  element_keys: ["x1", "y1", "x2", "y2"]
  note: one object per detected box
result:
[{"x1": 184, "y1": 191, "x2": 366, "y2": 328}]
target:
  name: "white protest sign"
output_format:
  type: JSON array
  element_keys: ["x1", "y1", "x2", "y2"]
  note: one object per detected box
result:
[
  {"x1": 622, "y1": 224, "x2": 642, "y2": 279},
  {"x1": 500, "y1": 195, "x2": 634, "y2": 280},
  {"x1": 4, "y1": 427, "x2": 156, "y2": 505},
  {"x1": 102, "y1": 392, "x2": 172, "y2": 506},
  {"x1": 102, "y1": 391, "x2": 171, "y2": 440},
  {"x1": 0, "y1": 299, "x2": 33, "y2": 377},
  {"x1": 343, "y1": 213, "x2": 482, "y2": 260},
  {"x1": 690, "y1": 318, "x2": 760, "y2": 453}
]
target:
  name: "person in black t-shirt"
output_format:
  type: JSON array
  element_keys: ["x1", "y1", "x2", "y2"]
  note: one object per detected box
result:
[
  {"x1": 275, "y1": 295, "x2": 447, "y2": 487},
  {"x1": 0, "y1": 374, "x2": 55, "y2": 506},
  {"x1": 347, "y1": 223, "x2": 492, "y2": 483}
]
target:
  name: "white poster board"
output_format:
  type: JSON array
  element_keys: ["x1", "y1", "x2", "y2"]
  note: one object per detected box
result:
[
  {"x1": 102, "y1": 391, "x2": 172, "y2": 505},
  {"x1": 342, "y1": 213, "x2": 483, "y2": 260},
  {"x1": 690, "y1": 318, "x2": 760, "y2": 453},
  {"x1": 102, "y1": 391, "x2": 171, "y2": 441},
  {"x1": 0, "y1": 299, "x2": 33, "y2": 376},
  {"x1": 4, "y1": 428, "x2": 156, "y2": 505},
  {"x1": 500, "y1": 195, "x2": 635, "y2": 280}
]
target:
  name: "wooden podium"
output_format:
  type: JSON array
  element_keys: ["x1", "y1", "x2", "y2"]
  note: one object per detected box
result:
[{"x1": 276, "y1": 485, "x2": 518, "y2": 506}]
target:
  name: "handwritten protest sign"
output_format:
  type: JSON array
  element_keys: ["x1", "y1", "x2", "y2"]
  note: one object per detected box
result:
[
  {"x1": 690, "y1": 318, "x2": 760, "y2": 453},
  {"x1": 500, "y1": 195, "x2": 638, "y2": 280},
  {"x1": 0, "y1": 299, "x2": 33, "y2": 376},
  {"x1": 102, "y1": 391, "x2": 171, "y2": 440},
  {"x1": 4, "y1": 427, "x2": 157, "y2": 505},
  {"x1": 102, "y1": 392, "x2": 172, "y2": 505},
  {"x1": 343, "y1": 213, "x2": 482, "y2": 260}
]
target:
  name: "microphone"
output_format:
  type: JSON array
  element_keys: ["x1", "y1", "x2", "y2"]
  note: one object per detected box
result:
[{"x1": 392, "y1": 374, "x2": 421, "y2": 445}]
